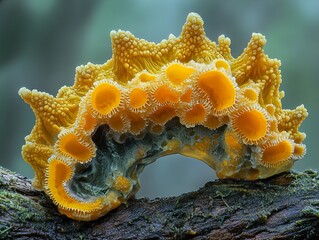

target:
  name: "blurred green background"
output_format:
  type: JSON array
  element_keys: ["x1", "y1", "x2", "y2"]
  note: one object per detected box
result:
[{"x1": 0, "y1": 0, "x2": 318, "y2": 199}]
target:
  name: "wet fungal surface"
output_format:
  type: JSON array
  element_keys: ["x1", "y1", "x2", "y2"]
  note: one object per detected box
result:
[{"x1": 19, "y1": 13, "x2": 308, "y2": 221}]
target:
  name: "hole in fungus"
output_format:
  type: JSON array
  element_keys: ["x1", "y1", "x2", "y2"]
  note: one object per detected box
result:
[
  {"x1": 154, "y1": 85, "x2": 179, "y2": 104},
  {"x1": 184, "y1": 104, "x2": 206, "y2": 125},
  {"x1": 137, "y1": 154, "x2": 216, "y2": 199},
  {"x1": 59, "y1": 133, "x2": 93, "y2": 162},
  {"x1": 232, "y1": 108, "x2": 268, "y2": 143},
  {"x1": 150, "y1": 105, "x2": 176, "y2": 124},
  {"x1": 91, "y1": 82, "x2": 121, "y2": 115},
  {"x1": 215, "y1": 59, "x2": 229, "y2": 70},
  {"x1": 261, "y1": 139, "x2": 293, "y2": 166},
  {"x1": 129, "y1": 88, "x2": 148, "y2": 109},
  {"x1": 166, "y1": 63, "x2": 195, "y2": 85},
  {"x1": 198, "y1": 70, "x2": 236, "y2": 111}
]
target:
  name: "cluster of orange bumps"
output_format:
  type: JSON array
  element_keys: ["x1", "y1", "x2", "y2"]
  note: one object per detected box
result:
[{"x1": 19, "y1": 13, "x2": 307, "y2": 221}]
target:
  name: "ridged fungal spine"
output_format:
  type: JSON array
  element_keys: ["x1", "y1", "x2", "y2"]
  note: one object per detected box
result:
[{"x1": 19, "y1": 13, "x2": 308, "y2": 221}]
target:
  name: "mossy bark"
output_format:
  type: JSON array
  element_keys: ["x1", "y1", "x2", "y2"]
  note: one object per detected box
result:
[{"x1": 0, "y1": 166, "x2": 318, "y2": 239}]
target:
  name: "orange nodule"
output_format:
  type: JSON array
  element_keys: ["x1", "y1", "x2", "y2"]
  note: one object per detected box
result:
[
  {"x1": 154, "y1": 85, "x2": 179, "y2": 104},
  {"x1": 150, "y1": 105, "x2": 176, "y2": 124},
  {"x1": 198, "y1": 70, "x2": 236, "y2": 111},
  {"x1": 215, "y1": 59, "x2": 229, "y2": 70},
  {"x1": 113, "y1": 176, "x2": 131, "y2": 193},
  {"x1": 261, "y1": 140, "x2": 293, "y2": 166},
  {"x1": 232, "y1": 108, "x2": 268, "y2": 144},
  {"x1": 47, "y1": 159, "x2": 103, "y2": 212},
  {"x1": 91, "y1": 83, "x2": 121, "y2": 115},
  {"x1": 185, "y1": 104, "x2": 206, "y2": 125},
  {"x1": 59, "y1": 133, "x2": 93, "y2": 162},
  {"x1": 129, "y1": 88, "x2": 148, "y2": 109},
  {"x1": 166, "y1": 63, "x2": 195, "y2": 85}
]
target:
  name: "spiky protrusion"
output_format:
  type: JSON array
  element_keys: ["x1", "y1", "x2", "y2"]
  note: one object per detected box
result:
[{"x1": 19, "y1": 13, "x2": 308, "y2": 221}]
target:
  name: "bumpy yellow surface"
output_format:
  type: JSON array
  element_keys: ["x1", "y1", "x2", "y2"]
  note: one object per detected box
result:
[{"x1": 19, "y1": 13, "x2": 308, "y2": 221}]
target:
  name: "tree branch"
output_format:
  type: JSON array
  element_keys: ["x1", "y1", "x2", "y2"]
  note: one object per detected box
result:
[{"x1": 0, "y1": 166, "x2": 318, "y2": 239}]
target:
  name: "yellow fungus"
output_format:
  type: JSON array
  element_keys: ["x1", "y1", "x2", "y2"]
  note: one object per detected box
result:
[{"x1": 19, "y1": 12, "x2": 308, "y2": 221}]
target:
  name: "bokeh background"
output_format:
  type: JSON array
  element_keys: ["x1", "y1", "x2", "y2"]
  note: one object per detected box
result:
[{"x1": 0, "y1": 0, "x2": 318, "y2": 199}]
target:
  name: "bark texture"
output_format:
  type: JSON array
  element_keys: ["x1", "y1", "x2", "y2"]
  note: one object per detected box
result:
[{"x1": 0, "y1": 166, "x2": 319, "y2": 240}]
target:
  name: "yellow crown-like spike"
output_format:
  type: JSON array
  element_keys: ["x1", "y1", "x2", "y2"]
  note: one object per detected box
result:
[
  {"x1": 176, "y1": 12, "x2": 218, "y2": 62},
  {"x1": 22, "y1": 143, "x2": 53, "y2": 189},
  {"x1": 231, "y1": 33, "x2": 266, "y2": 85},
  {"x1": 19, "y1": 87, "x2": 79, "y2": 143},
  {"x1": 277, "y1": 105, "x2": 308, "y2": 144},
  {"x1": 110, "y1": 30, "x2": 167, "y2": 82}
]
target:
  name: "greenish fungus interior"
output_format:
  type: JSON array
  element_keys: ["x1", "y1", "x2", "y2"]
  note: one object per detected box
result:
[{"x1": 68, "y1": 118, "x2": 257, "y2": 201}]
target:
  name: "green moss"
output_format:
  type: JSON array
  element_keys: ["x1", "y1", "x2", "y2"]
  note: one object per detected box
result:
[{"x1": 0, "y1": 188, "x2": 47, "y2": 223}]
